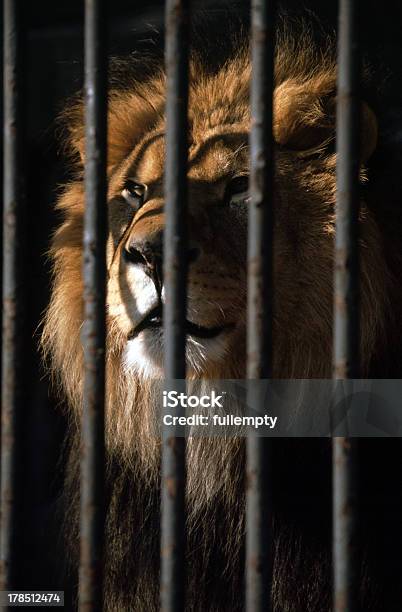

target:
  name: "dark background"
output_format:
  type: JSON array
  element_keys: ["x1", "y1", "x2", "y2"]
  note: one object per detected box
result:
[{"x1": 4, "y1": 0, "x2": 402, "y2": 597}]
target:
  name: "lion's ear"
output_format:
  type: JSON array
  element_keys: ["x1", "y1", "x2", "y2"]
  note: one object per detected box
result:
[
  {"x1": 274, "y1": 78, "x2": 377, "y2": 161},
  {"x1": 274, "y1": 80, "x2": 336, "y2": 151}
]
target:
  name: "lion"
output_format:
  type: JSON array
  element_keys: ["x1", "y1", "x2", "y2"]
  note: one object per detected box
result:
[{"x1": 42, "y1": 24, "x2": 402, "y2": 612}]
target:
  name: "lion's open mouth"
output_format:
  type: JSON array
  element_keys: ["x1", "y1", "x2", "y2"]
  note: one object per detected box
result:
[{"x1": 128, "y1": 306, "x2": 230, "y2": 340}]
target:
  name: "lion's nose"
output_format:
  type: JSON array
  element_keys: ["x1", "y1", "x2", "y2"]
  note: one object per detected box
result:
[
  {"x1": 123, "y1": 233, "x2": 164, "y2": 292},
  {"x1": 123, "y1": 232, "x2": 201, "y2": 288}
]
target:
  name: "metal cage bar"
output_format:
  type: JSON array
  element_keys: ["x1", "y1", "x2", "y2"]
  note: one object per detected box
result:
[
  {"x1": 1, "y1": 0, "x2": 25, "y2": 592},
  {"x1": 246, "y1": 1, "x2": 276, "y2": 610},
  {"x1": 333, "y1": 0, "x2": 360, "y2": 609},
  {"x1": 79, "y1": 0, "x2": 108, "y2": 609},
  {"x1": 161, "y1": 1, "x2": 189, "y2": 611}
]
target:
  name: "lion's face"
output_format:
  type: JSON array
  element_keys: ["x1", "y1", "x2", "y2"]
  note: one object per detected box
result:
[
  {"x1": 104, "y1": 55, "x2": 382, "y2": 379},
  {"x1": 44, "y1": 46, "x2": 387, "y2": 399}
]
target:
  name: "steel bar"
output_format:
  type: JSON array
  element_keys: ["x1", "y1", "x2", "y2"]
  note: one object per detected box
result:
[
  {"x1": 333, "y1": 0, "x2": 361, "y2": 610},
  {"x1": 1, "y1": 0, "x2": 25, "y2": 592},
  {"x1": 246, "y1": 1, "x2": 276, "y2": 611},
  {"x1": 79, "y1": 1, "x2": 108, "y2": 610},
  {"x1": 333, "y1": 437, "x2": 359, "y2": 611},
  {"x1": 161, "y1": 1, "x2": 189, "y2": 611}
]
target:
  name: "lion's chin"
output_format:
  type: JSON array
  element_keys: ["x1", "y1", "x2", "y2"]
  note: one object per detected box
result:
[{"x1": 123, "y1": 327, "x2": 232, "y2": 379}]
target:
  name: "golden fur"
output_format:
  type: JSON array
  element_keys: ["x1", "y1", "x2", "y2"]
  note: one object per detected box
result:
[{"x1": 42, "y1": 30, "x2": 400, "y2": 610}]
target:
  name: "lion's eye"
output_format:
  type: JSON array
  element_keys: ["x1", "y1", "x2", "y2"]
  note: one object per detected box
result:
[
  {"x1": 224, "y1": 176, "x2": 250, "y2": 205},
  {"x1": 122, "y1": 180, "x2": 147, "y2": 211}
]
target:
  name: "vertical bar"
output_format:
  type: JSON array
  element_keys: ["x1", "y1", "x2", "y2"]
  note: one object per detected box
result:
[
  {"x1": 1, "y1": 0, "x2": 24, "y2": 592},
  {"x1": 246, "y1": 1, "x2": 276, "y2": 611},
  {"x1": 333, "y1": 0, "x2": 360, "y2": 610},
  {"x1": 333, "y1": 437, "x2": 358, "y2": 611},
  {"x1": 161, "y1": 1, "x2": 189, "y2": 611},
  {"x1": 79, "y1": 1, "x2": 107, "y2": 610}
]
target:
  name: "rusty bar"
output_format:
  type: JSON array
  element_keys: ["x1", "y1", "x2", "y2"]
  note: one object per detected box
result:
[
  {"x1": 246, "y1": 1, "x2": 276, "y2": 611},
  {"x1": 1, "y1": 0, "x2": 25, "y2": 592},
  {"x1": 333, "y1": 436, "x2": 358, "y2": 611},
  {"x1": 333, "y1": 0, "x2": 360, "y2": 610},
  {"x1": 79, "y1": 0, "x2": 107, "y2": 610},
  {"x1": 334, "y1": 0, "x2": 360, "y2": 377},
  {"x1": 161, "y1": 1, "x2": 189, "y2": 611}
]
